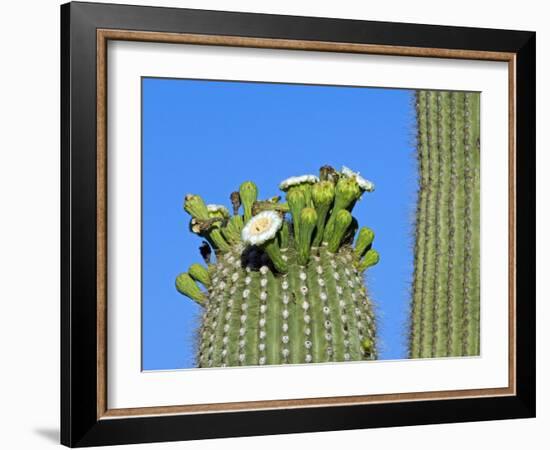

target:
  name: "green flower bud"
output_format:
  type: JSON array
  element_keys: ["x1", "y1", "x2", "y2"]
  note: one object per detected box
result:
[
  {"x1": 334, "y1": 176, "x2": 361, "y2": 211},
  {"x1": 297, "y1": 207, "x2": 318, "y2": 265},
  {"x1": 184, "y1": 194, "x2": 210, "y2": 220},
  {"x1": 188, "y1": 263, "x2": 211, "y2": 287},
  {"x1": 287, "y1": 189, "x2": 306, "y2": 242},
  {"x1": 312, "y1": 180, "x2": 335, "y2": 206},
  {"x1": 322, "y1": 177, "x2": 361, "y2": 242},
  {"x1": 358, "y1": 248, "x2": 380, "y2": 272},
  {"x1": 312, "y1": 181, "x2": 335, "y2": 247},
  {"x1": 278, "y1": 220, "x2": 290, "y2": 249},
  {"x1": 175, "y1": 272, "x2": 206, "y2": 304},
  {"x1": 327, "y1": 209, "x2": 352, "y2": 253},
  {"x1": 354, "y1": 227, "x2": 375, "y2": 258},
  {"x1": 239, "y1": 181, "x2": 258, "y2": 223}
]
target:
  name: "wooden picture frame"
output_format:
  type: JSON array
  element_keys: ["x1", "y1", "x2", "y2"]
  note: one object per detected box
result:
[{"x1": 61, "y1": 1, "x2": 535, "y2": 447}]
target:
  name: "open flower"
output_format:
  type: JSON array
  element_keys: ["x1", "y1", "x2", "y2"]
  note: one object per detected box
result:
[
  {"x1": 341, "y1": 166, "x2": 375, "y2": 192},
  {"x1": 241, "y1": 211, "x2": 283, "y2": 246},
  {"x1": 279, "y1": 174, "x2": 319, "y2": 192}
]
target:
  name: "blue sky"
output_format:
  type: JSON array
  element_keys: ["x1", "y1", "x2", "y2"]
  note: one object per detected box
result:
[{"x1": 142, "y1": 77, "x2": 417, "y2": 370}]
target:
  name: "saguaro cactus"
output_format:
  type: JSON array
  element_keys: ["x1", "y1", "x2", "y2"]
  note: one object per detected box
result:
[
  {"x1": 176, "y1": 165, "x2": 380, "y2": 367},
  {"x1": 409, "y1": 90, "x2": 480, "y2": 358}
]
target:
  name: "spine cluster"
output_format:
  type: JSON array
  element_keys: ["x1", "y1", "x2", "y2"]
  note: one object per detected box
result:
[{"x1": 410, "y1": 90, "x2": 480, "y2": 358}]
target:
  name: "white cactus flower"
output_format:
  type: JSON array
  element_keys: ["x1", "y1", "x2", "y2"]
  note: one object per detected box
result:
[
  {"x1": 279, "y1": 174, "x2": 319, "y2": 191},
  {"x1": 241, "y1": 210, "x2": 283, "y2": 246},
  {"x1": 341, "y1": 166, "x2": 375, "y2": 192}
]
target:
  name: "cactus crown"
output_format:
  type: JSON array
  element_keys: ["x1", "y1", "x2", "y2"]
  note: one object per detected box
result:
[{"x1": 176, "y1": 165, "x2": 380, "y2": 367}]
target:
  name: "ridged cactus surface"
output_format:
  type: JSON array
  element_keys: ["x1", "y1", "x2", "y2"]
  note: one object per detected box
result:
[
  {"x1": 409, "y1": 90, "x2": 480, "y2": 358},
  {"x1": 176, "y1": 165, "x2": 380, "y2": 367}
]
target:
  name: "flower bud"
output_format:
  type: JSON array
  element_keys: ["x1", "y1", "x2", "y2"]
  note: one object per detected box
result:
[
  {"x1": 188, "y1": 263, "x2": 211, "y2": 287},
  {"x1": 184, "y1": 194, "x2": 209, "y2": 220},
  {"x1": 358, "y1": 248, "x2": 380, "y2": 272},
  {"x1": 239, "y1": 181, "x2": 258, "y2": 222},
  {"x1": 175, "y1": 272, "x2": 206, "y2": 304},
  {"x1": 327, "y1": 209, "x2": 352, "y2": 253},
  {"x1": 354, "y1": 227, "x2": 375, "y2": 258},
  {"x1": 287, "y1": 189, "x2": 306, "y2": 242},
  {"x1": 297, "y1": 207, "x2": 318, "y2": 265}
]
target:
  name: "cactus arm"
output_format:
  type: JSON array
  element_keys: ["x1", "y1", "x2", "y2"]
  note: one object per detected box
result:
[
  {"x1": 447, "y1": 92, "x2": 467, "y2": 355},
  {"x1": 432, "y1": 91, "x2": 452, "y2": 357},
  {"x1": 418, "y1": 90, "x2": 438, "y2": 358},
  {"x1": 409, "y1": 91, "x2": 480, "y2": 358},
  {"x1": 463, "y1": 93, "x2": 481, "y2": 355},
  {"x1": 470, "y1": 93, "x2": 481, "y2": 356},
  {"x1": 265, "y1": 269, "x2": 282, "y2": 365},
  {"x1": 410, "y1": 91, "x2": 429, "y2": 358},
  {"x1": 178, "y1": 167, "x2": 379, "y2": 367}
]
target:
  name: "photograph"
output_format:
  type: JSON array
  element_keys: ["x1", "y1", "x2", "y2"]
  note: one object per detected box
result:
[{"x1": 141, "y1": 78, "x2": 480, "y2": 370}]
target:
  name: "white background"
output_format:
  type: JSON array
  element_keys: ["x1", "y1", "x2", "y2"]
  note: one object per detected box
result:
[{"x1": 0, "y1": 0, "x2": 546, "y2": 449}]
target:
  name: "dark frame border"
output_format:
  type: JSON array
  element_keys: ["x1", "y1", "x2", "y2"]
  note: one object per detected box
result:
[{"x1": 61, "y1": 1, "x2": 535, "y2": 447}]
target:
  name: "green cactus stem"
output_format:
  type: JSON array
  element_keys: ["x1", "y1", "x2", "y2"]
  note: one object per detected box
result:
[
  {"x1": 409, "y1": 90, "x2": 480, "y2": 358},
  {"x1": 176, "y1": 165, "x2": 380, "y2": 367},
  {"x1": 239, "y1": 181, "x2": 258, "y2": 223},
  {"x1": 311, "y1": 180, "x2": 335, "y2": 247},
  {"x1": 287, "y1": 189, "x2": 306, "y2": 242},
  {"x1": 297, "y1": 207, "x2": 317, "y2": 265}
]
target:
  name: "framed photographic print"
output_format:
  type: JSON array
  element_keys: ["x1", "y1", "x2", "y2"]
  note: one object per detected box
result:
[{"x1": 60, "y1": 1, "x2": 536, "y2": 447}]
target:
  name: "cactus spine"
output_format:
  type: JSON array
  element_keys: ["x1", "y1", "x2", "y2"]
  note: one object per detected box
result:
[
  {"x1": 176, "y1": 166, "x2": 380, "y2": 367},
  {"x1": 410, "y1": 90, "x2": 480, "y2": 358}
]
